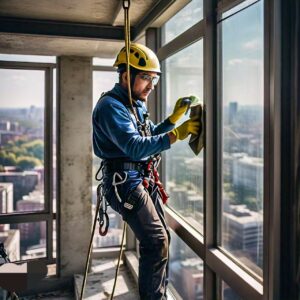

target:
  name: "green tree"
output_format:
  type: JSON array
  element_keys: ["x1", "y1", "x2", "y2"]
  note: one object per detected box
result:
[
  {"x1": 0, "y1": 150, "x2": 17, "y2": 166},
  {"x1": 23, "y1": 140, "x2": 44, "y2": 161},
  {"x1": 17, "y1": 156, "x2": 41, "y2": 171}
]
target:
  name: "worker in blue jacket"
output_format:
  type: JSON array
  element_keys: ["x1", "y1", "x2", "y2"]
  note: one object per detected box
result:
[{"x1": 92, "y1": 43, "x2": 200, "y2": 300}]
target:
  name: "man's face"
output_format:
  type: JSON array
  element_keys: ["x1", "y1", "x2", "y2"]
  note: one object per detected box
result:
[{"x1": 132, "y1": 71, "x2": 160, "y2": 102}]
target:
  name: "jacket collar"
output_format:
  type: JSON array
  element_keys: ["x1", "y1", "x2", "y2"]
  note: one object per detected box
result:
[{"x1": 113, "y1": 83, "x2": 143, "y2": 108}]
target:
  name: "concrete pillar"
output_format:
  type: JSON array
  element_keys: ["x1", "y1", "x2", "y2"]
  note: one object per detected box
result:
[{"x1": 57, "y1": 56, "x2": 93, "y2": 277}]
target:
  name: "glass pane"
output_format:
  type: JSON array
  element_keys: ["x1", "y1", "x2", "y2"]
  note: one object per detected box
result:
[
  {"x1": 223, "y1": 281, "x2": 243, "y2": 300},
  {"x1": 0, "y1": 69, "x2": 45, "y2": 213},
  {"x1": 93, "y1": 58, "x2": 115, "y2": 66},
  {"x1": 0, "y1": 221, "x2": 47, "y2": 262},
  {"x1": 162, "y1": 0, "x2": 203, "y2": 45},
  {"x1": 164, "y1": 41, "x2": 204, "y2": 234},
  {"x1": 52, "y1": 220, "x2": 56, "y2": 259},
  {"x1": 0, "y1": 54, "x2": 56, "y2": 63},
  {"x1": 53, "y1": 68, "x2": 57, "y2": 214},
  {"x1": 92, "y1": 71, "x2": 124, "y2": 248},
  {"x1": 220, "y1": 1, "x2": 264, "y2": 276},
  {"x1": 169, "y1": 229, "x2": 204, "y2": 299},
  {"x1": 222, "y1": 0, "x2": 258, "y2": 20}
]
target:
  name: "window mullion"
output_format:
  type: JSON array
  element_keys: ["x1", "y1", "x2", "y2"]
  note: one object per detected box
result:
[{"x1": 204, "y1": 0, "x2": 219, "y2": 298}]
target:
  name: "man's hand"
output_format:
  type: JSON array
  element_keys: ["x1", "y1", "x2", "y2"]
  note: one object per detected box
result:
[
  {"x1": 168, "y1": 95, "x2": 199, "y2": 124},
  {"x1": 168, "y1": 116, "x2": 201, "y2": 144}
]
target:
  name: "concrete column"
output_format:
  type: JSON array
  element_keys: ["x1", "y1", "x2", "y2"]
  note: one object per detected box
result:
[{"x1": 57, "y1": 56, "x2": 93, "y2": 277}]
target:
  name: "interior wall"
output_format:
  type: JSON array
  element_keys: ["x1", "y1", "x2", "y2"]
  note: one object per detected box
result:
[{"x1": 57, "y1": 56, "x2": 93, "y2": 277}]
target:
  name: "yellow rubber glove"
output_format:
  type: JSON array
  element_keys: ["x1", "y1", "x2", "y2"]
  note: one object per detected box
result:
[
  {"x1": 171, "y1": 116, "x2": 201, "y2": 141},
  {"x1": 168, "y1": 95, "x2": 199, "y2": 124}
]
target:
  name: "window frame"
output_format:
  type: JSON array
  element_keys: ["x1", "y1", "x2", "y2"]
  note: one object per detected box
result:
[
  {"x1": 0, "y1": 60, "x2": 56, "y2": 267},
  {"x1": 147, "y1": 0, "x2": 280, "y2": 298}
]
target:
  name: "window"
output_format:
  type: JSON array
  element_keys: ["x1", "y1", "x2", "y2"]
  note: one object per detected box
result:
[
  {"x1": 169, "y1": 229, "x2": 204, "y2": 299},
  {"x1": 0, "y1": 57, "x2": 56, "y2": 266},
  {"x1": 93, "y1": 58, "x2": 115, "y2": 67},
  {"x1": 222, "y1": 281, "x2": 242, "y2": 300},
  {"x1": 0, "y1": 54, "x2": 56, "y2": 63},
  {"x1": 92, "y1": 70, "x2": 124, "y2": 248},
  {"x1": 162, "y1": 0, "x2": 203, "y2": 45},
  {"x1": 163, "y1": 40, "x2": 204, "y2": 234},
  {"x1": 219, "y1": 0, "x2": 264, "y2": 277},
  {"x1": 158, "y1": 0, "x2": 266, "y2": 298},
  {"x1": 0, "y1": 69, "x2": 45, "y2": 213}
]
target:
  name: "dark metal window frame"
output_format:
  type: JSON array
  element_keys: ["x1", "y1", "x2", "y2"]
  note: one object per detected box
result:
[
  {"x1": 146, "y1": 0, "x2": 283, "y2": 298},
  {"x1": 0, "y1": 61, "x2": 56, "y2": 267}
]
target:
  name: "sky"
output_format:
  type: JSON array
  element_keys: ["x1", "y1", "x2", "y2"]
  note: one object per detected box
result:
[
  {"x1": 0, "y1": 69, "x2": 45, "y2": 108},
  {"x1": 0, "y1": 0, "x2": 263, "y2": 109}
]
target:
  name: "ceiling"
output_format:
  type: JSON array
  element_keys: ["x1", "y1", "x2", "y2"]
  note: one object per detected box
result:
[{"x1": 0, "y1": 0, "x2": 190, "y2": 58}]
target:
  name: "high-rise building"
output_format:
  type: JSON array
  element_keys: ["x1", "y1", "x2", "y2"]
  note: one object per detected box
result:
[
  {"x1": 0, "y1": 171, "x2": 40, "y2": 210},
  {"x1": 228, "y1": 102, "x2": 238, "y2": 125},
  {"x1": 223, "y1": 205, "x2": 263, "y2": 267},
  {"x1": 16, "y1": 190, "x2": 45, "y2": 250},
  {"x1": 0, "y1": 183, "x2": 13, "y2": 214}
]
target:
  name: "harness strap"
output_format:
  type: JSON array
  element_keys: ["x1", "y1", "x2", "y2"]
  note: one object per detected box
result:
[{"x1": 103, "y1": 160, "x2": 146, "y2": 173}]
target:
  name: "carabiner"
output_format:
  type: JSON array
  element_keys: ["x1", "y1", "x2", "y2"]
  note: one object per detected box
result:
[{"x1": 99, "y1": 210, "x2": 109, "y2": 236}]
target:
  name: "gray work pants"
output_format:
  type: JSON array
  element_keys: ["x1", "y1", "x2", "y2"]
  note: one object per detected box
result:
[{"x1": 103, "y1": 170, "x2": 170, "y2": 300}]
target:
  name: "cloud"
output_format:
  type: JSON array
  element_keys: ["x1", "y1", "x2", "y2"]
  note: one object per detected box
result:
[
  {"x1": 227, "y1": 58, "x2": 262, "y2": 67},
  {"x1": 243, "y1": 39, "x2": 260, "y2": 50},
  {"x1": 228, "y1": 59, "x2": 243, "y2": 66}
]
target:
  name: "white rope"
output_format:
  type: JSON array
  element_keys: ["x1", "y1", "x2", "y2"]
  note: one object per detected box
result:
[{"x1": 112, "y1": 171, "x2": 128, "y2": 202}]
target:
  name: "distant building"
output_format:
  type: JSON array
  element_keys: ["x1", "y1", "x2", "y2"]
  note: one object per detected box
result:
[
  {"x1": 228, "y1": 102, "x2": 238, "y2": 125},
  {"x1": 0, "y1": 131, "x2": 21, "y2": 146},
  {"x1": 0, "y1": 229, "x2": 20, "y2": 263},
  {"x1": 170, "y1": 258, "x2": 204, "y2": 300},
  {"x1": 16, "y1": 189, "x2": 45, "y2": 245},
  {"x1": 94, "y1": 228, "x2": 123, "y2": 248},
  {"x1": 0, "y1": 121, "x2": 10, "y2": 131},
  {"x1": 0, "y1": 183, "x2": 14, "y2": 232},
  {"x1": 232, "y1": 155, "x2": 263, "y2": 195},
  {"x1": 0, "y1": 121, "x2": 19, "y2": 132},
  {"x1": 0, "y1": 183, "x2": 13, "y2": 215},
  {"x1": 223, "y1": 204, "x2": 263, "y2": 267},
  {"x1": 0, "y1": 171, "x2": 40, "y2": 210}
]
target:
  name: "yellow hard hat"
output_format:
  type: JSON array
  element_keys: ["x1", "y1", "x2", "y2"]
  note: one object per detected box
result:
[{"x1": 113, "y1": 43, "x2": 161, "y2": 73}]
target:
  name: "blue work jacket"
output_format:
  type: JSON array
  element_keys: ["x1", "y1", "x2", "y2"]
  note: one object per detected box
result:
[{"x1": 92, "y1": 83, "x2": 175, "y2": 161}]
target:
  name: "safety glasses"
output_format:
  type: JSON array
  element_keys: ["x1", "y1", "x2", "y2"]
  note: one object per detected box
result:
[{"x1": 138, "y1": 73, "x2": 160, "y2": 86}]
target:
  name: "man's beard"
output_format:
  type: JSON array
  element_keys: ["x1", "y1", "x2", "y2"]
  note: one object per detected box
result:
[{"x1": 132, "y1": 90, "x2": 148, "y2": 102}]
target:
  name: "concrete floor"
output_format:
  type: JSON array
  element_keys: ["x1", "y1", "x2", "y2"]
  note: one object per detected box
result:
[
  {"x1": 19, "y1": 290, "x2": 74, "y2": 300},
  {"x1": 17, "y1": 258, "x2": 138, "y2": 300},
  {"x1": 74, "y1": 258, "x2": 139, "y2": 300}
]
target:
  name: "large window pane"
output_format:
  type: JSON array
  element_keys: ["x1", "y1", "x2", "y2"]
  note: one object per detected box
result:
[
  {"x1": 0, "y1": 69, "x2": 45, "y2": 214},
  {"x1": 222, "y1": 281, "x2": 243, "y2": 300},
  {"x1": 0, "y1": 54, "x2": 55, "y2": 63},
  {"x1": 164, "y1": 41, "x2": 204, "y2": 234},
  {"x1": 53, "y1": 68, "x2": 57, "y2": 214},
  {"x1": 220, "y1": 1, "x2": 264, "y2": 276},
  {"x1": 162, "y1": 0, "x2": 203, "y2": 45},
  {"x1": 93, "y1": 58, "x2": 115, "y2": 66},
  {"x1": 92, "y1": 70, "x2": 123, "y2": 248},
  {"x1": 0, "y1": 221, "x2": 47, "y2": 262},
  {"x1": 169, "y1": 229, "x2": 204, "y2": 299}
]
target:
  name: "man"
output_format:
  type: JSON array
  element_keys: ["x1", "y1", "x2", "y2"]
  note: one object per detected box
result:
[{"x1": 92, "y1": 43, "x2": 200, "y2": 299}]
